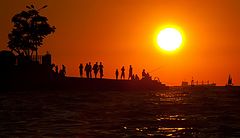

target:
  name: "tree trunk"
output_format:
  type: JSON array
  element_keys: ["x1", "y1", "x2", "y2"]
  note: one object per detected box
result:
[{"x1": 35, "y1": 49, "x2": 38, "y2": 63}]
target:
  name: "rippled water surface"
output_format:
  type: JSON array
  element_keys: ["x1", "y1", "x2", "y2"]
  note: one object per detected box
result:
[{"x1": 1, "y1": 89, "x2": 240, "y2": 137}]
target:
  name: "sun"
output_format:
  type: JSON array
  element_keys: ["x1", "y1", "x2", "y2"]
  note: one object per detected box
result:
[{"x1": 157, "y1": 28, "x2": 182, "y2": 51}]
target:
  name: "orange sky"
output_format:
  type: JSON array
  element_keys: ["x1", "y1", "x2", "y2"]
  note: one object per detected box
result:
[{"x1": 1, "y1": 0, "x2": 240, "y2": 85}]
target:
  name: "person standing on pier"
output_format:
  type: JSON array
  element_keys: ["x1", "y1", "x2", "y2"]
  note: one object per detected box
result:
[
  {"x1": 55, "y1": 65, "x2": 59, "y2": 74},
  {"x1": 85, "y1": 63, "x2": 89, "y2": 78},
  {"x1": 99, "y1": 62, "x2": 104, "y2": 79},
  {"x1": 115, "y1": 69, "x2": 119, "y2": 80},
  {"x1": 135, "y1": 74, "x2": 139, "y2": 80},
  {"x1": 121, "y1": 66, "x2": 125, "y2": 79},
  {"x1": 142, "y1": 69, "x2": 146, "y2": 79},
  {"x1": 89, "y1": 62, "x2": 92, "y2": 78},
  {"x1": 93, "y1": 62, "x2": 99, "y2": 78},
  {"x1": 79, "y1": 64, "x2": 83, "y2": 78},
  {"x1": 61, "y1": 64, "x2": 66, "y2": 77},
  {"x1": 128, "y1": 65, "x2": 133, "y2": 80}
]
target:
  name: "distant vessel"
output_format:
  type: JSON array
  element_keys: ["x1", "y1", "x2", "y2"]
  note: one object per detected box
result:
[
  {"x1": 226, "y1": 74, "x2": 233, "y2": 86},
  {"x1": 182, "y1": 79, "x2": 216, "y2": 87}
]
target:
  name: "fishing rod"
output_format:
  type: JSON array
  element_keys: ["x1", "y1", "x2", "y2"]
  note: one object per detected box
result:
[{"x1": 149, "y1": 65, "x2": 164, "y2": 73}]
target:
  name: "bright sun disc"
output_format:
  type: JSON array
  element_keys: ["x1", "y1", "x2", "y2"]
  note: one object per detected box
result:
[{"x1": 157, "y1": 28, "x2": 182, "y2": 51}]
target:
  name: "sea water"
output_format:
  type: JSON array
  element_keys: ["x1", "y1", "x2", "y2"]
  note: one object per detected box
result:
[{"x1": 0, "y1": 89, "x2": 240, "y2": 137}]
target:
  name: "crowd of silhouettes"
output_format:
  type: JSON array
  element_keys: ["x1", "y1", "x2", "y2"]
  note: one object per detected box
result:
[
  {"x1": 79, "y1": 62, "x2": 104, "y2": 79},
  {"x1": 115, "y1": 65, "x2": 143, "y2": 81},
  {"x1": 51, "y1": 62, "x2": 153, "y2": 81},
  {"x1": 51, "y1": 62, "x2": 152, "y2": 81}
]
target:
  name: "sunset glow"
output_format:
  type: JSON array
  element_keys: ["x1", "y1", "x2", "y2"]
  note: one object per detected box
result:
[
  {"x1": 157, "y1": 28, "x2": 182, "y2": 51},
  {"x1": 1, "y1": 1, "x2": 240, "y2": 85}
]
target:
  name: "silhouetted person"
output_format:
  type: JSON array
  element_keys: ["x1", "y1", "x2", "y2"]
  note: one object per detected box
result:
[
  {"x1": 79, "y1": 64, "x2": 83, "y2": 78},
  {"x1": 115, "y1": 69, "x2": 119, "y2": 80},
  {"x1": 50, "y1": 64, "x2": 55, "y2": 71},
  {"x1": 146, "y1": 72, "x2": 152, "y2": 80},
  {"x1": 93, "y1": 62, "x2": 99, "y2": 78},
  {"x1": 89, "y1": 62, "x2": 92, "y2": 78},
  {"x1": 135, "y1": 74, "x2": 139, "y2": 80},
  {"x1": 128, "y1": 65, "x2": 133, "y2": 80},
  {"x1": 191, "y1": 77, "x2": 194, "y2": 86},
  {"x1": 85, "y1": 63, "x2": 89, "y2": 78},
  {"x1": 99, "y1": 62, "x2": 104, "y2": 79},
  {"x1": 55, "y1": 65, "x2": 59, "y2": 74},
  {"x1": 62, "y1": 65, "x2": 66, "y2": 76},
  {"x1": 142, "y1": 69, "x2": 146, "y2": 79},
  {"x1": 121, "y1": 66, "x2": 125, "y2": 79},
  {"x1": 131, "y1": 74, "x2": 135, "y2": 80},
  {"x1": 59, "y1": 64, "x2": 66, "y2": 77}
]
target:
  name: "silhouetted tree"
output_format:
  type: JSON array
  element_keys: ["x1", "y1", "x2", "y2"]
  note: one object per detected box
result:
[{"x1": 8, "y1": 5, "x2": 55, "y2": 61}]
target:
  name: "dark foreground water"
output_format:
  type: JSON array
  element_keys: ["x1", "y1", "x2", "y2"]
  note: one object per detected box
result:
[{"x1": 1, "y1": 89, "x2": 240, "y2": 138}]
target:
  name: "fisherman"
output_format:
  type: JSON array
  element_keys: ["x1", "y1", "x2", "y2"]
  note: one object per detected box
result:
[
  {"x1": 142, "y1": 69, "x2": 146, "y2": 79},
  {"x1": 146, "y1": 72, "x2": 151, "y2": 80}
]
